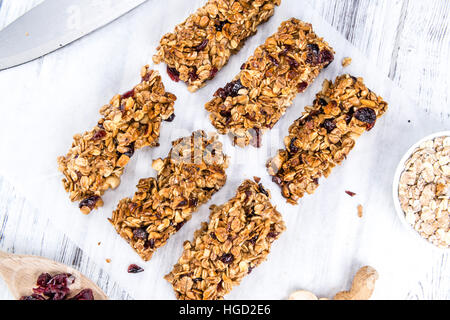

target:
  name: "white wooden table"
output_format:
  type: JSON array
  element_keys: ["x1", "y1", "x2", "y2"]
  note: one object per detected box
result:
[{"x1": 0, "y1": 0, "x2": 448, "y2": 300}]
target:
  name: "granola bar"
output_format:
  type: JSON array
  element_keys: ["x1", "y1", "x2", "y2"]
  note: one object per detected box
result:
[
  {"x1": 205, "y1": 18, "x2": 335, "y2": 147},
  {"x1": 153, "y1": 0, "x2": 280, "y2": 92},
  {"x1": 57, "y1": 66, "x2": 176, "y2": 214},
  {"x1": 267, "y1": 74, "x2": 388, "y2": 204},
  {"x1": 109, "y1": 131, "x2": 228, "y2": 261},
  {"x1": 165, "y1": 178, "x2": 285, "y2": 300}
]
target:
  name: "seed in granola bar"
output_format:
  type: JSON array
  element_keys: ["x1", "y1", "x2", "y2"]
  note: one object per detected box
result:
[
  {"x1": 195, "y1": 39, "x2": 209, "y2": 51},
  {"x1": 355, "y1": 107, "x2": 376, "y2": 124},
  {"x1": 297, "y1": 81, "x2": 308, "y2": 93},
  {"x1": 167, "y1": 66, "x2": 180, "y2": 82},
  {"x1": 219, "y1": 253, "x2": 234, "y2": 264},
  {"x1": 165, "y1": 113, "x2": 176, "y2": 122},
  {"x1": 127, "y1": 264, "x2": 144, "y2": 274},
  {"x1": 121, "y1": 89, "x2": 135, "y2": 99},
  {"x1": 92, "y1": 129, "x2": 106, "y2": 141},
  {"x1": 322, "y1": 118, "x2": 337, "y2": 133},
  {"x1": 79, "y1": 196, "x2": 100, "y2": 211},
  {"x1": 133, "y1": 227, "x2": 148, "y2": 240}
]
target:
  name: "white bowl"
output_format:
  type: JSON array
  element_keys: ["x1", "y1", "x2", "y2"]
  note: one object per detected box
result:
[{"x1": 392, "y1": 130, "x2": 450, "y2": 251}]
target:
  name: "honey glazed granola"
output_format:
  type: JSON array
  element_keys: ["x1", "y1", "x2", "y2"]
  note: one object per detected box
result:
[
  {"x1": 165, "y1": 178, "x2": 285, "y2": 300},
  {"x1": 205, "y1": 18, "x2": 335, "y2": 148},
  {"x1": 57, "y1": 66, "x2": 176, "y2": 214},
  {"x1": 109, "y1": 131, "x2": 229, "y2": 261},
  {"x1": 153, "y1": 0, "x2": 280, "y2": 92},
  {"x1": 267, "y1": 74, "x2": 388, "y2": 204}
]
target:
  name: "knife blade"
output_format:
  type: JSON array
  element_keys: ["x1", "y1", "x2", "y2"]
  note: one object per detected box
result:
[{"x1": 0, "y1": 0, "x2": 148, "y2": 71}]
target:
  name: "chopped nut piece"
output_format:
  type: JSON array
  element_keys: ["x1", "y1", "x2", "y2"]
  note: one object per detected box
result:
[
  {"x1": 57, "y1": 66, "x2": 176, "y2": 213},
  {"x1": 267, "y1": 75, "x2": 388, "y2": 204},
  {"x1": 345, "y1": 190, "x2": 356, "y2": 197},
  {"x1": 357, "y1": 204, "x2": 363, "y2": 218},
  {"x1": 205, "y1": 18, "x2": 334, "y2": 147},
  {"x1": 342, "y1": 57, "x2": 352, "y2": 67},
  {"x1": 110, "y1": 131, "x2": 229, "y2": 261},
  {"x1": 153, "y1": 0, "x2": 280, "y2": 92},
  {"x1": 165, "y1": 179, "x2": 285, "y2": 300},
  {"x1": 398, "y1": 135, "x2": 450, "y2": 248}
]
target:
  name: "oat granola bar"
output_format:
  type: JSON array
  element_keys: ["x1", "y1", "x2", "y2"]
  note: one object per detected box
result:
[
  {"x1": 57, "y1": 66, "x2": 176, "y2": 214},
  {"x1": 165, "y1": 178, "x2": 285, "y2": 300},
  {"x1": 205, "y1": 18, "x2": 334, "y2": 147},
  {"x1": 110, "y1": 131, "x2": 228, "y2": 261},
  {"x1": 267, "y1": 74, "x2": 388, "y2": 204},
  {"x1": 153, "y1": 0, "x2": 280, "y2": 92}
]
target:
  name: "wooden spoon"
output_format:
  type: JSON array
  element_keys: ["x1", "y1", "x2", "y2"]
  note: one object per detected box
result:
[{"x1": 0, "y1": 250, "x2": 108, "y2": 300}]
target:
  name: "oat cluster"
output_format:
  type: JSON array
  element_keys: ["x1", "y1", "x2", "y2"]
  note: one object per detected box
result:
[
  {"x1": 153, "y1": 0, "x2": 280, "y2": 92},
  {"x1": 267, "y1": 74, "x2": 388, "y2": 204},
  {"x1": 205, "y1": 18, "x2": 334, "y2": 148},
  {"x1": 109, "y1": 131, "x2": 229, "y2": 261},
  {"x1": 398, "y1": 136, "x2": 450, "y2": 248},
  {"x1": 165, "y1": 178, "x2": 286, "y2": 300},
  {"x1": 57, "y1": 66, "x2": 176, "y2": 214}
]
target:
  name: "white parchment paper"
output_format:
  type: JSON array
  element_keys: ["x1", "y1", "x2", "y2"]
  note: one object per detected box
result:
[{"x1": 0, "y1": 0, "x2": 447, "y2": 299}]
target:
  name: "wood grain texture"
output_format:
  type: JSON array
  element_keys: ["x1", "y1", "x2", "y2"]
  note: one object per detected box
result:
[{"x1": 0, "y1": 0, "x2": 448, "y2": 300}]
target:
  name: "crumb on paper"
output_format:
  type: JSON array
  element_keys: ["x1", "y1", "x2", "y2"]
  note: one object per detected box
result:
[
  {"x1": 97, "y1": 242, "x2": 101, "y2": 246},
  {"x1": 345, "y1": 190, "x2": 356, "y2": 197},
  {"x1": 106, "y1": 259, "x2": 111, "y2": 263},
  {"x1": 342, "y1": 57, "x2": 352, "y2": 67},
  {"x1": 25, "y1": 32, "x2": 29, "y2": 36},
  {"x1": 357, "y1": 204, "x2": 363, "y2": 218}
]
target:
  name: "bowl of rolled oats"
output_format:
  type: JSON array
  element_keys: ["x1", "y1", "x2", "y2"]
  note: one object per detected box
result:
[{"x1": 393, "y1": 131, "x2": 450, "y2": 250}]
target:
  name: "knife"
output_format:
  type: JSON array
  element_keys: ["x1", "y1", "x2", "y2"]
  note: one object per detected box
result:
[{"x1": 0, "y1": 0, "x2": 148, "y2": 71}]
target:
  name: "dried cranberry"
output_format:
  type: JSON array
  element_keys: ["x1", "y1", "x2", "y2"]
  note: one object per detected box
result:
[
  {"x1": 71, "y1": 289, "x2": 94, "y2": 300},
  {"x1": 177, "y1": 200, "x2": 188, "y2": 207},
  {"x1": 167, "y1": 66, "x2": 180, "y2": 82},
  {"x1": 306, "y1": 43, "x2": 320, "y2": 65},
  {"x1": 188, "y1": 68, "x2": 199, "y2": 82},
  {"x1": 267, "y1": 231, "x2": 279, "y2": 238},
  {"x1": 297, "y1": 81, "x2": 308, "y2": 93},
  {"x1": 289, "y1": 138, "x2": 299, "y2": 153},
  {"x1": 280, "y1": 44, "x2": 292, "y2": 56},
  {"x1": 219, "y1": 253, "x2": 234, "y2": 264},
  {"x1": 319, "y1": 49, "x2": 334, "y2": 66},
  {"x1": 345, "y1": 107, "x2": 355, "y2": 124},
  {"x1": 193, "y1": 277, "x2": 203, "y2": 283},
  {"x1": 144, "y1": 238, "x2": 155, "y2": 249},
  {"x1": 189, "y1": 197, "x2": 198, "y2": 207},
  {"x1": 268, "y1": 55, "x2": 279, "y2": 66},
  {"x1": 165, "y1": 113, "x2": 176, "y2": 122},
  {"x1": 215, "y1": 20, "x2": 229, "y2": 31},
  {"x1": 318, "y1": 98, "x2": 328, "y2": 106},
  {"x1": 354, "y1": 107, "x2": 376, "y2": 124},
  {"x1": 175, "y1": 222, "x2": 185, "y2": 231},
  {"x1": 195, "y1": 39, "x2": 209, "y2": 51},
  {"x1": 210, "y1": 232, "x2": 218, "y2": 240},
  {"x1": 248, "y1": 265, "x2": 254, "y2": 274},
  {"x1": 345, "y1": 190, "x2": 356, "y2": 197},
  {"x1": 322, "y1": 119, "x2": 336, "y2": 133},
  {"x1": 121, "y1": 89, "x2": 134, "y2": 99},
  {"x1": 36, "y1": 273, "x2": 52, "y2": 287},
  {"x1": 219, "y1": 109, "x2": 232, "y2": 119},
  {"x1": 272, "y1": 176, "x2": 282, "y2": 185},
  {"x1": 250, "y1": 128, "x2": 261, "y2": 148},
  {"x1": 79, "y1": 196, "x2": 100, "y2": 210},
  {"x1": 20, "y1": 294, "x2": 46, "y2": 300},
  {"x1": 249, "y1": 235, "x2": 258, "y2": 245},
  {"x1": 127, "y1": 264, "x2": 144, "y2": 274},
  {"x1": 215, "y1": 79, "x2": 245, "y2": 99},
  {"x1": 209, "y1": 67, "x2": 218, "y2": 79},
  {"x1": 123, "y1": 142, "x2": 135, "y2": 158},
  {"x1": 133, "y1": 227, "x2": 148, "y2": 240},
  {"x1": 287, "y1": 57, "x2": 299, "y2": 69},
  {"x1": 92, "y1": 129, "x2": 106, "y2": 141},
  {"x1": 258, "y1": 184, "x2": 269, "y2": 197}
]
